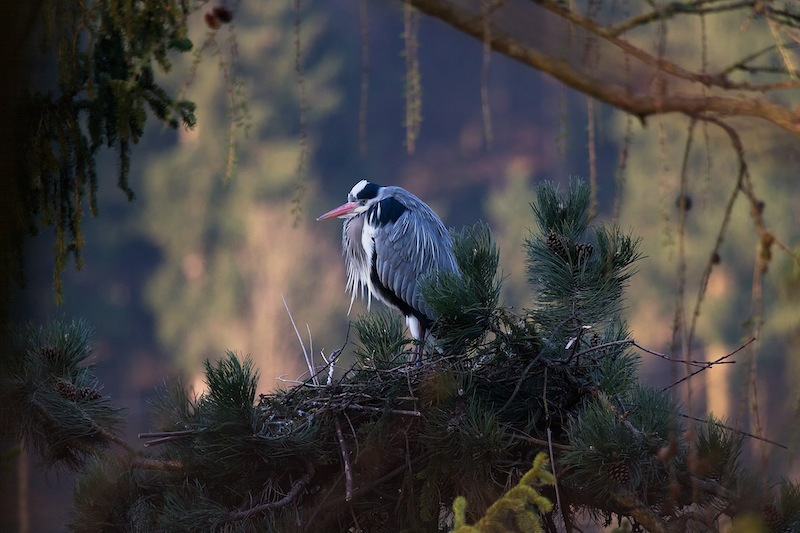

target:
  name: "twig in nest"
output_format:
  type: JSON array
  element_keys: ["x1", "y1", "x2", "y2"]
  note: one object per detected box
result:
[
  {"x1": 499, "y1": 353, "x2": 543, "y2": 413},
  {"x1": 131, "y1": 456, "x2": 183, "y2": 471},
  {"x1": 546, "y1": 427, "x2": 563, "y2": 515},
  {"x1": 308, "y1": 401, "x2": 421, "y2": 417},
  {"x1": 282, "y1": 294, "x2": 317, "y2": 385},
  {"x1": 508, "y1": 431, "x2": 573, "y2": 451},
  {"x1": 138, "y1": 429, "x2": 199, "y2": 447},
  {"x1": 282, "y1": 326, "x2": 352, "y2": 403},
  {"x1": 334, "y1": 417, "x2": 353, "y2": 502},
  {"x1": 662, "y1": 338, "x2": 754, "y2": 392},
  {"x1": 227, "y1": 461, "x2": 315, "y2": 522}
]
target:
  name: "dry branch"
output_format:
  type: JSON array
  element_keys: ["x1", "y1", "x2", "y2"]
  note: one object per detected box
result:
[{"x1": 405, "y1": 0, "x2": 800, "y2": 134}]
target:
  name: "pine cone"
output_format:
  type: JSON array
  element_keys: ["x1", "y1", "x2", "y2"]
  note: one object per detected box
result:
[
  {"x1": 761, "y1": 503, "x2": 784, "y2": 529},
  {"x1": 590, "y1": 333, "x2": 601, "y2": 347},
  {"x1": 546, "y1": 230, "x2": 569, "y2": 260},
  {"x1": 80, "y1": 387, "x2": 103, "y2": 401},
  {"x1": 575, "y1": 242, "x2": 594, "y2": 259},
  {"x1": 40, "y1": 345, "x2": 60, "y2": 359},
  {"x1": 56, "y1": 380, "x2": 81, "y2": 402},
  {"x1": 607, "y1": 463, "x2": 631, "y2": 485}
]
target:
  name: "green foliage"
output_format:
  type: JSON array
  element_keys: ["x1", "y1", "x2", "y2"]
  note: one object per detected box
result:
[
  {"x1": 423, "y1": 221, "x2": 502, "y2": 354},
  {"x1": 451, "y1": 452, "x2": 554, "y2": 533},
  {"x1": 69, "y1": 458, "x2": 146, "y2": 533},
  {"x1": 561, "y1": 386, "x2": 684, "y2": 503},
  {"x1": 1, "y1": 318, "x2": 124, "y2": 469},
  {"x1": 695, "y1": 415, "x2": 744, "y2": 482},
  {"x1": 25, "y1": 0, "x2": 197, "y2": 299},
  {"x1": 777, "y1": 479, "x2": 800, "y2": 531},
  {"x1": 16, "y1": 178, "x2": 798, "y2": 532},
  {"x1": 203, "y1": 353, "x2": 258, "y2": 424},
  {"x1": 353, "y1": 308, "x2": 409, "y2": 368},
  {"x1": 526, "y1": 180, "x2": 642, "y2": 350}
]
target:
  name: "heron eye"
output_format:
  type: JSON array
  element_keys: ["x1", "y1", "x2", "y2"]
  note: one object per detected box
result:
[{"x1": 359, "y1": 199, "x2": 368, "y2": 206}]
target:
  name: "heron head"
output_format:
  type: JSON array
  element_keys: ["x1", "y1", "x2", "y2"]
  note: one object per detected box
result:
[{"x1": 317, "y1": 180, "x2": 384, "y2": 220}]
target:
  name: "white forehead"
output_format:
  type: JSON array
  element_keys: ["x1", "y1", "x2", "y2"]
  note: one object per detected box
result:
[{"x1": 349, "y1": 179, "x2": 370, "y2": 198}]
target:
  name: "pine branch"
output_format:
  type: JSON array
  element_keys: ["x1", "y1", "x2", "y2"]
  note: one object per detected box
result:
[
  {"x1": 226, "y1": 461, "x2": 315, "y2": 523},
  {"x1": 610, "y1": 490, "x2": 667, "y2": 533},
  {"x1": 130, "y1": 456, "x2": 183, "y2": 471}
]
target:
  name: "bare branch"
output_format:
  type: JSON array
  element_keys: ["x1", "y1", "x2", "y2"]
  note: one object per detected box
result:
[
  {"x1": 679, "y1": 412, "x2": 788, "y2": 450},
  {"x1": 406, "y1": 0, "x2": 800, "y2": 134},
  {"x1": 662, "y1": 338, "x2": 755, "y2": 392}
]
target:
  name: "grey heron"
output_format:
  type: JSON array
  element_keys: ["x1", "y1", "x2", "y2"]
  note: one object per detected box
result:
[{"x1": 317, "y1": 180, "x2": 459, "y2": 363}]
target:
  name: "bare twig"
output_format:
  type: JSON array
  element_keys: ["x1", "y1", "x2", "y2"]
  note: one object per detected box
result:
[
  {"x1": 334, "y1": 418, "x2": 353, "y2": 502},
  {"x1": 574, "y1": 338, "x2": 734, "y2": 367},
  {"x1": 308, "y1": 401, "x2": 421, "y2": 417},
  {"x1": 499, "y1": 353, "x2": 543, "y2": 412},
  {"x1": 662, "y1": 338, "x2": 755, "y2": 392},
  {"x1": 546, "y1": 427, "x2": 563, "y2": 515},
  {"x1": 282, "y1": 294, "x2": 316, "y2": 385},
  {"x1": 679, "y1": 412, "x2": 787, "y2": 450}
]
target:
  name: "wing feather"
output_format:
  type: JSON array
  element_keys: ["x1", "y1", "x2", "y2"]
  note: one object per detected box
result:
[{"x1": 372, "y1": 193, "x2": 459, "y2": 323}]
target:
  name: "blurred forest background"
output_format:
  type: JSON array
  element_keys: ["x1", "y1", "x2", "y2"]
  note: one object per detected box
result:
[{"x1": 6, "y1": 0, "x2": 800, "y2": 530}]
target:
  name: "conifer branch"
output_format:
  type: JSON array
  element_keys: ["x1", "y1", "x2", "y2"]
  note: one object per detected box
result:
[
  {"x1": 610, "y1": 490, "x2": 667, "y2": 533},
  {"x1": 226, "y1": 461, "x2": 315, "y2": 523},
  {"x1": 590, "y1": 389, "x2": 645, "y2": 439},
  {"x1": 31, "y1": 396, "x2": 133, "y2": 456},
  {"x1": 138, "y1": 429, "x2": 200, "y2": 447},
  {"x1": 130, "y1": 456, "x2": 183, "y2": 471}
]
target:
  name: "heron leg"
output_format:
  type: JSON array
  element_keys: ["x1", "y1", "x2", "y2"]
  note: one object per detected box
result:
[{"x1": 411, "y1": 329, "x2": 428, "y2": 366}]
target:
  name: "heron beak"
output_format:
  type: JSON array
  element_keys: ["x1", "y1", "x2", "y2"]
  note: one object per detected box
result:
[{"x1": 317, "y1": 201, "x2": 359, "y2": 220}]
